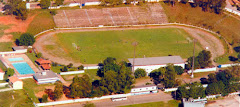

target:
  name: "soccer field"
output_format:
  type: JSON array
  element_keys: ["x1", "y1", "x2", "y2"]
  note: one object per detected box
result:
[{"x1": 43, "y1": 28, "x2": 202, "y2": 64}]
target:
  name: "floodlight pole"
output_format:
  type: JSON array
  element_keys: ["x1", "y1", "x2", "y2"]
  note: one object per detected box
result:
[
  {"x1": 132, "y1": 42, "x2": 138, "y2": 72},
  {"x1": 191, "y1": 39, "x2": 196, "y2": 79}
]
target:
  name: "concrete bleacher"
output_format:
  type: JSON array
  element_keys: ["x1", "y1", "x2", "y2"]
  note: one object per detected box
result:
[{"x1": 53, "y1": 4, "x2": 168, "y2": 27}]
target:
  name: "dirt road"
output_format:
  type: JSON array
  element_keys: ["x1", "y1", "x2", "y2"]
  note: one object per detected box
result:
[{"x1": 34, "y1": 25, "x2": 225, "y2": 66}]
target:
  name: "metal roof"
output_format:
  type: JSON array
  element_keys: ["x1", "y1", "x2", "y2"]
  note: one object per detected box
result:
[
  {"x1": 33, "y1": 71, "x2": 59, "y2": 80},
  {"x1": 128, "y1": 56, "x2": 184, "y2": 66}
]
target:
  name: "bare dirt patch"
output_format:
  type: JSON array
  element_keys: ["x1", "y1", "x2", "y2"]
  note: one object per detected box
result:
[{"x1": 0, "y1": 15, "x2": 36, "y2": 42}]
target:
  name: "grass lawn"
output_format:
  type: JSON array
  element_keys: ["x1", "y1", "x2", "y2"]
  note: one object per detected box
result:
[
  {"x1": 179, "y1": 71, "x2": 216, "y2": 79},
  {"x1": 0, "y1": 42, "x2": 12, "y2": 52},
  {"x1": 62, "y1": 69, "x2": 99, "y2": 82},
  {"x1": 27, "y1": 10, "x2": 56, "y2": 35},
  {"x1": 161, "y1": 2, "x2": 240, "y2": 64},
  {"x1": 0, "y1": 90, "x2": 33, "y2": 107},
  {"x1": 120, "y1": 100, "x2": 180, "y2": 107},
  {"x1": 44, "y1": 28, "x2": 202, "y2": 64},
  {"x1": 23, "y1": 78, "x2": 55, "y2": 103}
]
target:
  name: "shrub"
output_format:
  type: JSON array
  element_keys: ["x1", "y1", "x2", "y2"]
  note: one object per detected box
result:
[
  {"x1": 36, "y1": 52, "x2": 42, "y2": 58},
  {"x1": 134, "y1": 68, "x2": 147, "y2": 78},
  {"x1": 18, "y1": 33, "x2": 35, "y2": 46},
  {"x1": 42, "y1": 94, "x2": 48, "y2": 103},
  {"x1": 5, "y1": 68, "x2": 15, "y2": 77},
  {"x1": 49, "y1": 10, "x2": 57, "y2": 15},
  {"x1": 78, "y1": 65, "x2": 84, "y2": 70},
  {"x1": 67, "y1": 63, "x2": 73, "y2": 68}
]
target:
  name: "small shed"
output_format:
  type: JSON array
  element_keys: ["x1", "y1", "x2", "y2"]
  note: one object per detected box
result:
[
  {"x1": 33, "y1": 71, "x2": 60, "y2": 84},
  {"x1": 0, "y1": 68, "x2": 4, "y2": 80},
  {"x1": 12, "y1": 46, "x2": 28, "y2": 52},
  {"x1": 8, "y1": 76, "x2": 23, "y2": 89}
]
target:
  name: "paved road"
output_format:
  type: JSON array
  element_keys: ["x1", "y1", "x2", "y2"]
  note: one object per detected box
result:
[{"x1": 56, "y1": 90, "x2": 173, "y2": 107}]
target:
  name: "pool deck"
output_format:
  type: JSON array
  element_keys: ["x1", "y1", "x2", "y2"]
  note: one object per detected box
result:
[{"x1": 1, "y1": 54, "x2": 39, "y2": 76}]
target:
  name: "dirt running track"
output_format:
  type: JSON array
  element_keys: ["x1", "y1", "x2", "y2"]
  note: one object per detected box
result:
[{"x1": 34, "y1": 25, "x2": 225, "y2": 67}]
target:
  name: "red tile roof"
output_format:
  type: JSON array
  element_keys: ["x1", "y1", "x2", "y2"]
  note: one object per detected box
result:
[
  {"x1": 41, "y1": 64, "x2": 51, "y2": 70},
  {"x1": 0, "y1": 68, "x2": 4, "y2": 73},
  {"x1": 36, "y1": 58, "x2": 51, "y2": 65},
  {"x1": 9, "y1": 76, "x2": 22, "y2": 83}
]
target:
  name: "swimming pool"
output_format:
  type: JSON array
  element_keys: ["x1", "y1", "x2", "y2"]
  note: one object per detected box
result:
[
  {"x1": 8, "y1": 57, "x2": 24, "y2": 62},
  {"x1": 12, "y1": 62, "x2": 35, "y2": 75}
]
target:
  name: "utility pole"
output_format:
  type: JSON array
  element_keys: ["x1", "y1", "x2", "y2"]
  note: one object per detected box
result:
[
  {"x1": 132, "y1": 42, "x2": 138, "y2": 73},
  {"x1": 191, "y1": 39, "x2": 196, "y2": 80}
]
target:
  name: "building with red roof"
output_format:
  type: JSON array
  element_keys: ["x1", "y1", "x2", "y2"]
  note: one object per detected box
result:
[{"x1": 35, "y1": 58, "x2": 52, "y2": 70}]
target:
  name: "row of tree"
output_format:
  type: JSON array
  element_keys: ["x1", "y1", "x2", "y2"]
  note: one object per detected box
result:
[
  {"x1": 40, "y1": 0, "x2": 64, "y2": 9},
  {"x1": 48, "y1": 57, "x2": 135, "y2": 100},
  {"x1": 165, "y1": 0, "x2": 226, "y2": 14},
  {"x1": 176, "y1": 66, "x2": 240, "y2": 100},
  {"x1": 3, "y1": 0, "x2": 28, "y2": 20}
]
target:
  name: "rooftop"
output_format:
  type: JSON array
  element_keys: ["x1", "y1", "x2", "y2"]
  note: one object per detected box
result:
[
  {"x1": 9, "y1": 76, "x2": 22, "y2": 83},
  {"x1": 36, "y1": 58, "x2": 51, "y2": 64},
  {"x1": 128, "y1": 56, "x2": 184, "y2": 66},
  {"x1": 41, "y1": 64, "x2": 51, "y2": 70},
  {"x1": 132, "y1": 84, "x2": 157, "y2": 89},
  {"x1": 0, "y1": 68, "x2": 4, "y2": 73},
  {"x1": 12, "y1": 46, "x2": 27, "y2": 51},
  {"x1": 33, "y1": 71, "x2": 59, "y2": 80}
]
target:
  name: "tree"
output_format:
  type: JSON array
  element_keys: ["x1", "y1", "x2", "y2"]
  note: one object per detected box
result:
[
  {"x1": 40, "y1": 0, "x2": 50, "y2": 9},
  {"x1": 53, "y1": 81, "x2": 63, "y2": 100},
  {"x1": 188, "y1": 83, "x2": 206, "y2": 99},
  {"x1": 69, "y1": 74, "x2": 92, "y2": 98},
  {"x1": 134, "y1": 68, "x2": 146, "y2": 78},
  {"x1": 100, "y1": 0, "x2": 123, "y2": 6},
  {"x1": 149, "y1": 67, "x2": 165, "y2": 84},
  {"x1": 18, "y1": 33, "x2": 35, "y2": 46},
  {"x1": 42, "y1": 94, "x2": 48, "y2": 103},
  {"x1": 174, "y1": 66, "x2": 184, "y2": 75},
  {"x1": 205, "y1": 82, "x2": 221, "y2": 95},
  {"x1": 208, "y1": 73, "x2": 218, "y2": 83},
  {"x1": 100, "y1": 70, "x2": 118, "y2": 94},
  {"x1": 15, "y1": 2, "x2": 28, "y2": 20},
  {"x1": 55, "y1": 0, "x2": 64, "y2": 6},
  {"x1": 176, "y1": 85, "x2": 188, "y2": 100},
  {"x1": 97, "y1": 57, "x2": 120, "y2": 77},
  {"x1": 197, "y1": 50, "x2": 212, "y2": 68},
  {"x1": 62, "y1": 66, "x2": 68, "y2": 72},
  {"x1": 5, "y1": 68, "x2": 15, "y2": 77},
  {"x1": 67, "y1": 63, "x2": 73, "y2": 68},
  {"x1": 164, "y1": 65, "x2": 177, "y2": 88}
]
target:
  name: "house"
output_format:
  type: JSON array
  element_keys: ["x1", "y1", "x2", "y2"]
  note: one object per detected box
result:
[
  {"x1": 128, "y1": 56, "x2": 185, "y2": 74},
  {"x1": 131, "y1": 84, "x2": 158, "y2": 95},
  {"x1": 8, "y1": 76, "x2": 23, "y2": 89},
  {"x1": 0, "y1": 68, "x2": 4, "y2": 80},
  {"x1": 35, "y1": 58, "x2": 52, "y2": 70},
  {"x1": 33, "y1": 71, "x2": 60, "y2": 84}
]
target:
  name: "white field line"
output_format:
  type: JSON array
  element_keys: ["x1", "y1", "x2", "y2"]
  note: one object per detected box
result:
[
  {"x1": 127, "y1": 7, "x2": 135, "y2": 24},
  {"x1": 63, "y1": 10, "x2": 71, "y2": 27},
  {"x1": 116, "y1": 9, "x2": 123, "y2": 24},
  {"x1": 107, "y1": 9, "x2": 115, "y2": 25},
  {"x1": 85, "y1": 10, "x2": 92, "y2": 25}
]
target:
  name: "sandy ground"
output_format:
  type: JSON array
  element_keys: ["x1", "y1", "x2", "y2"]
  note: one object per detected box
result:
[
  {"x1": 34, "y1": 25, "x2": 225, "y2": 67},
  {"x1": 206, "y1": 96, "x2": 240, "y2": 107},
  {"x1": 0, "y1": 15, "x2": 36, "y2": 42}
]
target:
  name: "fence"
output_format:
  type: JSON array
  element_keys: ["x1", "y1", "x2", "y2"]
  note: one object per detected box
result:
[
  {"x1": 36, "y1": 93, "x2": 131, "y2": 106},
  {"x1": 187, "y1": 67, "x2": 217, "y2": 73},
  {"x1": 225, "y1": 8, "x2": 240, "y2": 16},
  {"x1": 59, "y1": 70, "x2": 84, "y2": 75},
  {"x1": 0, "y1": 83, "x2": 8, "y2": 87},
  {"x1": 84, "y1": 66, "x2": 100, "y2": 70}
]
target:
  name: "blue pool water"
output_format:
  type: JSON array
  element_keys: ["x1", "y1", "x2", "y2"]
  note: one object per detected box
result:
[
  {"x1": 8, "y1": 57, "x2": 24, "y2": 61},
  {"x1": 12, "y1": 62, "x2": 35, "y2": 75}
]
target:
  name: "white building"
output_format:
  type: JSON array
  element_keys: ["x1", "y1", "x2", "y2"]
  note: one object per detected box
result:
[
  {"x1": 131, "y1": 84, "x2": 158, "y2": 95},
  {"x1": 33, "y1": 71, "x2": 60, "y2": 84},
  {"x1": 0, "y1": 68, "x2": 4, "y2": 80},
  {"x1": 8, "y1": 76, "x2": 23, "y2": 89},
  {"x1": 128, "y1": 56, "x2": 185, "y2": 74}
]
